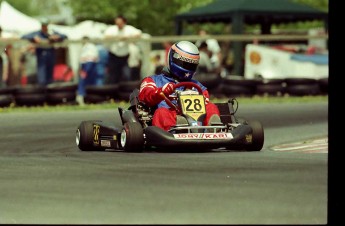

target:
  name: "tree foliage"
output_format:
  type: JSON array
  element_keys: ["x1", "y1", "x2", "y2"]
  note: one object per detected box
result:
[
  {"x1": 68, "y1": 0, "x2": 212, "y2": 35},
  {"x1": 294, "y1": 0, "x2": 328, "y2": 12},
  {"x1": 1, "y1": 0, "x2": 328, "y2": 35},
  {"x1": 2, "y1": 0, "x2": 60, "y2": 17}
]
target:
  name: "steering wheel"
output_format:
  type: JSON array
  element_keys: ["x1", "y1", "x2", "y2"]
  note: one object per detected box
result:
[{"x1": 159, "y1": 82, "x2": 203, "y2": 113}]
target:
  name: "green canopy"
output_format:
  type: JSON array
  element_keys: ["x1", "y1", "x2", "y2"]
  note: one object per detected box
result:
[
  {"x1": 176, "y1": 0, "x2": 327, "y2": 28},
  {"x1": 175, "y1": 0, "x2": 328, "y2": 75}
]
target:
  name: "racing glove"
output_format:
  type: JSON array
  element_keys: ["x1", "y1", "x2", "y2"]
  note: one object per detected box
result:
[{"x1": 160, "y1": 82, "x2": 175, "y2": 96}]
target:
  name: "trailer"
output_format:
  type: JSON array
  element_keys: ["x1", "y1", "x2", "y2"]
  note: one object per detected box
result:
[{"x1": 244, "y1": 44, "x2": 328, "y2": 80}]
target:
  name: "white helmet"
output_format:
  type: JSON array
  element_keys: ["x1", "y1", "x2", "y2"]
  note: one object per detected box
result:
[{"x1": 167, "y1": 41, "x2": 200, "y2": 81}]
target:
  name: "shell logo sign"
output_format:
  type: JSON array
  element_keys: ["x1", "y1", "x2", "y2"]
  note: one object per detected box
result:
[{"x1": 249, "y1": 51, "x2": 261, "y2": 64}]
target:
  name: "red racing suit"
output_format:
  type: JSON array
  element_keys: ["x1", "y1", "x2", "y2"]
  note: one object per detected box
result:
[{"x1": 138, "y1": 73, "x2": 220, "y2": 131}]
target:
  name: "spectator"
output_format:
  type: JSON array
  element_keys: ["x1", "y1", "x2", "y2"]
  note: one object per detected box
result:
[
  {"x1": 95, "y1": 43, "x2": 109, "y2": 86},
  {"x1": 195, "y1": 29, "x2": 223, "y2": 73},
  {"x1": 21, "y1": 18, "x2": 67, "y2": 86},
  {"x1": 0, "y1": 51, "x2": 7, "y2": 87},
  {"x1": 0, "y1": 26, "x2": 9, "y2": 87},
  {"x1": 197, "y1": 41, "x2": 215, "y2": 73},
  {"x1": 103, "y1": 15, "x2": 142, "y2": 84},
  {"x1": 153, "y1": 54, "x2": 164, "y2": 75},
  {"x1": 128, "y1": 43, "x2": 142, "y2": 81},
  {"x1": 76, "y1": 36, "x2": 100, "y2": 105},
  {"x1": 162, "y1": 41, "x2": 172, "y2": 65},
  {"x1": 19, "y1": 44, "x2": 37, "y2": 85}
]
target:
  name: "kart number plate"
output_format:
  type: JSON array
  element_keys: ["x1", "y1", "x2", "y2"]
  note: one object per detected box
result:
[{"x1": 179, "y1": 95, "x2": 206, "y2": 121}]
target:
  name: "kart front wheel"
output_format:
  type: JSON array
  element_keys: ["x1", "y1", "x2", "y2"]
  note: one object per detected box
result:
[
  {"x1": 76, "y1": 120, "x2": 105, "y2": 151},
  {"x1": 246, "y1": 120, "x2": 264, "y2": 151},
  {"x1": 120, "y1": 122, "x2": 144, "y2": 152}
]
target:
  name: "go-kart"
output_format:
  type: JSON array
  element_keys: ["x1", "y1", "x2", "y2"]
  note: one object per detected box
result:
[{"x1": 76, "y1": 82, "x2": 264, "y2": 152}]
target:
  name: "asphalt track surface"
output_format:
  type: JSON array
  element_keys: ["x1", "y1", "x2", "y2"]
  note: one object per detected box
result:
[{"x1": 0, "y1": 101, "x2": 328, "y2": 224}]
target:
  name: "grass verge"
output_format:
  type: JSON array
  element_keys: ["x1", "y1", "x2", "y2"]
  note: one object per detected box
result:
[{"x1": 0, "y1": 95, "x2": 328, "y2": 113}]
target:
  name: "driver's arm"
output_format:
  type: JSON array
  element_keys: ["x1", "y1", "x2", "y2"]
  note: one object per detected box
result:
[
  {"x1": 202, "y1": 89, "x2": 211, "y2": 105},
  {"x1": 138, "y1": 77, "x2": 168, "y2": 107},
  {"x1": 194, "y1": 80, "x2": 211, "y2": 105}
]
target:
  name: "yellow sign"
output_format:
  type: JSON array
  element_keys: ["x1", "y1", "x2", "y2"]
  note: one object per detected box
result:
[
  {"x1": 249, "y1": 51, "x2": 261, "y2": 64},
  {"x1": 93, "y1": 124, "x2": 100, "y2": 145},
  {"x1": 179, "y1": 95, "x2": 206, "y2": 121}
]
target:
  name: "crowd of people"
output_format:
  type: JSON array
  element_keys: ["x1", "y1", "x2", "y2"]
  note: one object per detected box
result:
[{"x1": 1, "y1": 15, "x2": 226, "y2": 106}]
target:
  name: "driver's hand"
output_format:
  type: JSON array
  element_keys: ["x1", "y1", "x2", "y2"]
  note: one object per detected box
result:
[{"x1": 161, "y1": 82, "x2": 174, "y2": 96}]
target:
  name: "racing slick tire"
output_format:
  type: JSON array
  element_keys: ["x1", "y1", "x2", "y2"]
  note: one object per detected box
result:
[
  {"x1": 120, "y1": 122, "x2": 144, "y2": 152},
  {"x1": 14, "y1": 93, "x2": 46, "y2": 106},
  {"x1": 46, "y1": 82, "x2": 78, "y2": 93},
  {"x1": 76, "y1": 120, "x2": 105, "y2": 151},
  {"x1": 318, "y1": 78, "x2": 328, "y2": 94},
  {"x1": 0, "y1": 94, "x2": 13, "y2": 107},
  {"x1": 246, "y1": 120, "x2": 264, "y2": 151},
  {"x1": 46, "y1": 91, "x2": 76, "y2": 105},
  {"x1": 84, "y1": 93, "x2": 109, "y2": 104}
]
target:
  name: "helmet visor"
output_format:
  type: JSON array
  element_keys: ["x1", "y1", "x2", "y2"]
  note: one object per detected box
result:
[{"x1": 172, "y1": 53, "x2": 198, "y2": 71}]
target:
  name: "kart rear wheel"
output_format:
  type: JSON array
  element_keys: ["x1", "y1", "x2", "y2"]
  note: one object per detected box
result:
[
  {"x1": 246, "y1": 120, "x2": 264, "y2": 151},
  {"x1": 76, "y1": 120, "x2": 105, "y2": 151},
  {"x1": 120, "y1": 122, "x2": 144, "y2": 152}
]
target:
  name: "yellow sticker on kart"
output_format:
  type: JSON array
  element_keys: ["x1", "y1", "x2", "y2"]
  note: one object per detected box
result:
[
  {"x1": 93, "y1": 124, "x2": 100, "y2": 145},
  {"x1": 179, "y1": 95, "x2": 206, "y2": 121}
]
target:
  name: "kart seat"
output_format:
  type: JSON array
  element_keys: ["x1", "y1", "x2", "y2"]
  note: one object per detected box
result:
[
  {"x1": 215, "y1": 102, "x2": 234, "y2": 124},
  {"x1": 128, "y1": 88, "x2": 156, "y2": 127}
]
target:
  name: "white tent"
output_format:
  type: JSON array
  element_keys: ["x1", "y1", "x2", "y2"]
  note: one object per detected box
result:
[
  {"x1": 0, "y1": 1, "x2": 152, "y2": 80},
  {"x1": 0, "y1": 1, "x2": 109, "y2": 79},
  {"x1": 0, "y1": 1, "x2": 108, "y2": 39},
  {"x1": 0, "y1": 1, "x2": 40, "y2": 36}
]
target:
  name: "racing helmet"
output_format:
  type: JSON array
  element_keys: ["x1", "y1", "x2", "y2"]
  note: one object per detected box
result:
[{"x1": 167, "y1": 41, "x2": 200, "y2": 81}]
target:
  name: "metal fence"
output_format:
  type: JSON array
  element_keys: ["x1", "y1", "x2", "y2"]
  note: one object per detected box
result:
[{"x1": 1, "y1": 33, "x2": 328, "y2": 84}]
